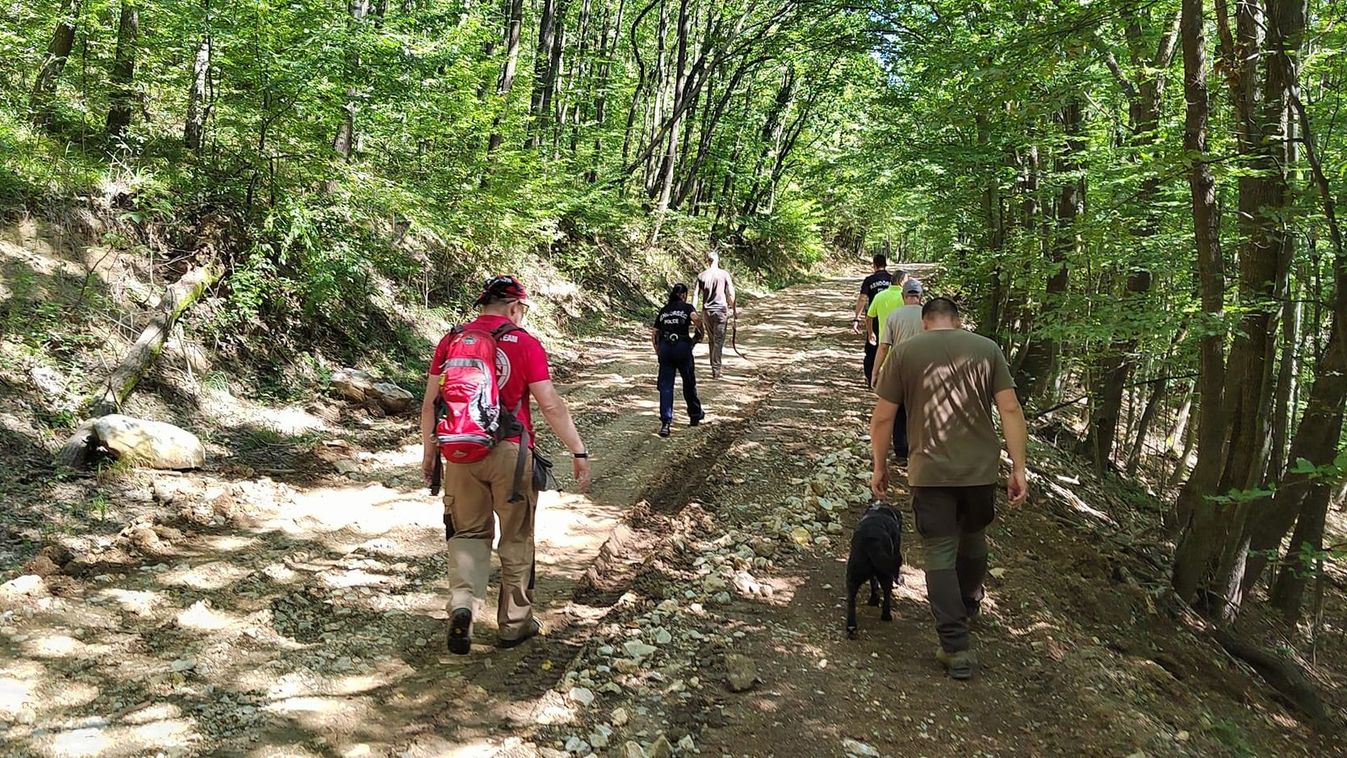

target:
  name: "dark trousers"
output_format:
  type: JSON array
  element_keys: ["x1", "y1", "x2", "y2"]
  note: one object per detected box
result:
[
  {"x1": 892, "y1": 404, "x2": 909, "y2": 459},
  {"x1": 657, "y1": 339, "x2": 703, "y2": 424},
  {"x1": 911, "y1": 485, "x2": 995, "y2": 653},
  {"x1": 862, "y1": 317, "x2": 879, "y2": 383}
]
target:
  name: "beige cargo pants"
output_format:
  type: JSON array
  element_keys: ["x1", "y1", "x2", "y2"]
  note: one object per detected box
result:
[{"x1": 442, "y1": 442, "x2": 536, "y2": 641}]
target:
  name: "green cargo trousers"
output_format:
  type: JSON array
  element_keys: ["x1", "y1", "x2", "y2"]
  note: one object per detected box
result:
[{"x1": 912, "y1": 484, "x2": 995, "y2": 653}]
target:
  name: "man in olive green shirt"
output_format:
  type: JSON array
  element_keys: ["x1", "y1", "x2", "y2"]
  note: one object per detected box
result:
[{"x1": 869, "y1": 297, "x2": 1029, "y2": 681}]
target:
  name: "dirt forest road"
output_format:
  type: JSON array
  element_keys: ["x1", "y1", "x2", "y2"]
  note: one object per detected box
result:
[{"x1": 0, "y1": 267, "x2": 1321, "y2": 757}]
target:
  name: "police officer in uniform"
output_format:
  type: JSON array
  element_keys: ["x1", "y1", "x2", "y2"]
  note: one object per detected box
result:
[{"x1": 653, "y1": 283, "x2": 706, "y2": 437}]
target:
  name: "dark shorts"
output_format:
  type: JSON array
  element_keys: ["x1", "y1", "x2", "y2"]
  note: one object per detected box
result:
[{"x1": 911, "y1": 485, "x2": 996, "y2": 539}]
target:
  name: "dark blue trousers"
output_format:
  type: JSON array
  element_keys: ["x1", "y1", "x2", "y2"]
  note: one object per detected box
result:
[
  {"x1": 893, "y1": 403, "x2": 909, "y2": 459},
  {"x1": 657, "y1": 340, "x2": 704, "y2": 424}
]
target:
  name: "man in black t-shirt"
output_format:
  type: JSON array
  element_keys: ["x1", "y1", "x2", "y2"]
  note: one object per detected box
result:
[
  {"x1": 853, "y1": 254, "x2": 894, "y2": 383},
  {"x1": 653, "y1": 283, "x2": 706, "y2": 437}
]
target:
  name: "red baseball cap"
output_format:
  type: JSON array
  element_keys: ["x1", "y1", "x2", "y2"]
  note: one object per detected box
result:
[{"x1": 475, "y1": 275, "x2": 530, "y2": 306}]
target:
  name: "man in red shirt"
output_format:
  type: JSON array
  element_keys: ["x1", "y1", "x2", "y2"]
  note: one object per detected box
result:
[{"x1": 421, "y1": 275, "x2": 591, "y2": 654}]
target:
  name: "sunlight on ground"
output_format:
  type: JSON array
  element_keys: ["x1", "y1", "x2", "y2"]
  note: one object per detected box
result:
[{"x1": 98, "y1": 588, "x2": 164, "y2": 617}]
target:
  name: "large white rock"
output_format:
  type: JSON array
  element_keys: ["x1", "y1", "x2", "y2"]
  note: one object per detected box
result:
[
  {"x1": 0, "y1": 575, "x2": 49, "y2": 608},
  {"x1": 331, "y1": 369, "x2": 415, "y2": 414},
  {"x1": 92, "y1": 415, "x2": 205, "y2": 470}
]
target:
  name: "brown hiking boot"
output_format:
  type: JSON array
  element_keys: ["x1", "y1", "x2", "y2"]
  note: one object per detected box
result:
[
  {"x1": 935, "y1": 647, "x2": 977, "y2": 680},
  {"x1": 498, "y1": 618, "x2": 542, "y2": 649}
]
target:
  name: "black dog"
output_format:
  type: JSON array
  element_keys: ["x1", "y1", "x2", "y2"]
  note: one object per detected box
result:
[{"x1": 845, "y1": 503, "x2": 904, "y2": 639}]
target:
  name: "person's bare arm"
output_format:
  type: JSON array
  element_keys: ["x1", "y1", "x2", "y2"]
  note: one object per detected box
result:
[
  {"x1": 871, "y1": 344, "x2": 890, "y2": 388},
  {"x1": 996, "y1": 387, "x2": 1029, "y2": 506},
  {"x1": 420, "y1": 375, "x2": 439, "y2": 483},
  {"x1": 869, "y1": 399, "x2": 898, "y2": 500},
  {"x1": 530, "y1": 379, "x2": 591, "y2": 492},
  {"x1": 651, "y1": 327, "x2": 660, "y2": 354},
  {"x1": 728, "y1": 275, "x2": 737, "y2": 314},
  {"x1": 852, "y1": 294, "x2": 867, "y2": 333}
]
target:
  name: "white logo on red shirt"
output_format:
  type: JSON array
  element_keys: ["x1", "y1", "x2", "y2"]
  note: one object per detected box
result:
[{"x1": 495, "y1": 348, "x2": 512, "y2": 387}]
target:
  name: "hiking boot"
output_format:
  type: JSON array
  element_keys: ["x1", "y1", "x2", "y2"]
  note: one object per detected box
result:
[
  {"x1": 498, "y1": 618, "x2": 542, "y2": 649},
  {"x1": 659, "y1": 422, "x2": 672, "y2": 437},
  {"x1": 447, "y1": 608, "x2": 473, "y2": 655},
  {"x1": 689, "y1": 414, "x2": 705, "y2": 427},
  {"x1": 935, "y1": 647, "x2": 977, "y2": 680},
  {"x1": 965, "y1": 601, "x2": 982, "y2": 629}
]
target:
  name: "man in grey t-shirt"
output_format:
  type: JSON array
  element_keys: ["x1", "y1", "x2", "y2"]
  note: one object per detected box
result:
[{"x1": 695, "y1": 251, "x2": 736, "y2": 379}]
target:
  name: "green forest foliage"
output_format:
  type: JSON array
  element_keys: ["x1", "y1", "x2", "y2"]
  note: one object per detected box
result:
[
  {"x1": 0, "y1": 0, "x2": 893, "y2": 346},
  {"x1": 864, "y1": 0, "x2": 1347, "y2": 623}
]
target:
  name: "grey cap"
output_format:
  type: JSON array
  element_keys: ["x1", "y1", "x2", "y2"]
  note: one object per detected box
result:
[{"x1": 903, "y1": 279, "x2": 923, "y2": 295}]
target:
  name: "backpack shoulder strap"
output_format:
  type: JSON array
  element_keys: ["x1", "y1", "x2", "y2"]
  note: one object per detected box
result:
[
  {"x1": 491, "y1": 323, "x2": 522, "y2": 339},
  {"x1": 509, "y1": 405, "x2": 530, "y2": 504}
]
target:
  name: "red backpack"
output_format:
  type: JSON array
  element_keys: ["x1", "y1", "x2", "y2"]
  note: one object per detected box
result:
[{"x1": 433, "y1": 324, "x2": 532, "y2": 501}]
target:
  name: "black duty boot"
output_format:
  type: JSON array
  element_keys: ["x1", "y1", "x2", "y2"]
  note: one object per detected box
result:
[
  {"x1": 659, "y1": 422, "x2": 672, "y2": 437},
  {"x1": 689, "y1": 414, "x2": 705, "y2": 427},
  {"x1": 448, "y1": 607, "x2": 473, "y2": 655}
]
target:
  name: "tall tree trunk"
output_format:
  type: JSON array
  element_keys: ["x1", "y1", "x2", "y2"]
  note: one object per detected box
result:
[
  {"x1": 1167, "y1": 384, "x2": 1193, "y2": 455},
  {"x1": 672, "y1": 56, "x2": 755, "y2": 209},
  {"x1": 1197, "y1": 0, "x2": 1308, "y2": 619},
  {"x1": 1217, "y1": 0, "x2": 1298, "y2": 497},
  {"x1": 333, "y1": 0, "x2": 371, "y2": 163},
  {"x1": 1082, "y1": 11, "x2": 1180, "y2": 471},
  {"x1": 1171, "y1": 0, "x2": 1230, "y2": 604},
  {"x1": 30, "y1": 0, "x2": 80, "y2": 130},
  {"x1": 485, "y1": 0, "x2": 526, "y2": 162},
  {"x1": 1268, "y1": 477, "x2": 1335, "y2": 624},
  {"x1": 183, "y1": 32, "x2": 212, "y2": 150},
  {"x1": 527, "y1": 0, "x2": 562, "y2": 149},
  {"x1": 1239, "y1": 318, "x2": 1346, "y2": 598},
  {"x1": 740, "y1": 66, "x2": 795, "y2": 223},
  {"x1": 106, "y1": 0, "x2": 140, "y2": 140},
  {"x1": 1016, "y1": 98, "x2": 1082, "y2": 401},
  {"x1": 1269, "y1": 272, "x2": 1301, "y2": 480},
  {"x1": 564, "y1": 0, "x2": 594, "y2": 156},
  {"x1": 587, "y1": 0, "x2": 627, "y2": 182},
  {"x1": 653, "y1": 0, "x2": 691, "y2": 210},
  {"x1": 1236, "y1": 6, "x2": 1347, "y2": 609},
  {"x1": 621, "y1": 0, "x2": 661, "y2": 170},
  {"x1": 643, "y1": 0, "x2": 670, "y2": 192},
  {"x1": 1125, "y1": 377, "x2": 1167, "y2": 476}
]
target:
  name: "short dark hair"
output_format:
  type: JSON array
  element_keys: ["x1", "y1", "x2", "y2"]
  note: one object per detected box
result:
[
  {"x1": 922, "y1": 297, "x2": 960, "y2": 319},
  {"x1": 872, "y1": 254, "x2": 887, "y2": 269}
]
